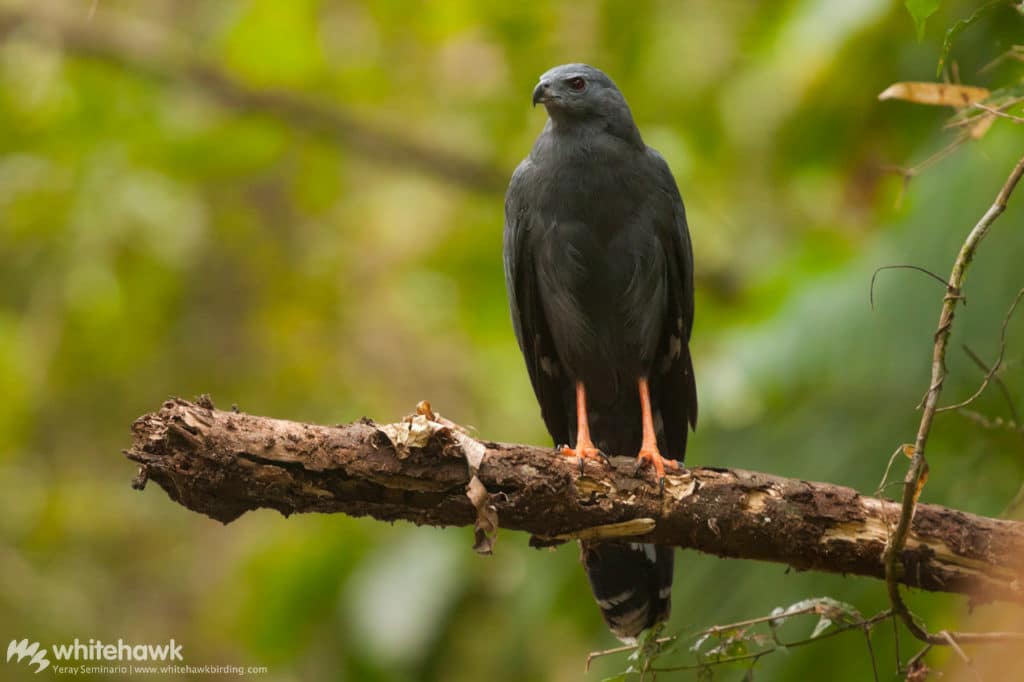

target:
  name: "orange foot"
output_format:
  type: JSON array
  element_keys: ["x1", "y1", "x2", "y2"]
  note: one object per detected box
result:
[
  {"x1": 560, "y1": 443, "x2": 607, "y2": 475},
  {"x1": 636, "y1": 448, "x2": 680, "y2": 482}
]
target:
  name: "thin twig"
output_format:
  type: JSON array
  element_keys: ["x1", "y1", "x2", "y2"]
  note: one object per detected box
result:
[
  {"x1": 878, "y1": 444, "x2": 915, "y2": 497},
  {"x1": 942, "y1": 630, "x2": 982, "y2": 682},
  {"x1": 883, "y1": 153, "x2": 1024, "y2": 646},
  {"x1": 883, "y1": 131, "x2": 973, "y2": 208},
  {"x1": 938, "y1": 289, "x2": 1024, "y2": 413},
  {"x1": 864, "y1": 627, "x2": 880, "y2": 682},
  {"x1": 961, "y1": 345, "x2": 1021, "y2": 425},
  {"x1": 651, "y1": 650, "x2": 767, "y2": 674},
  {"x1": 946, "y1": 97, "x2": 1024, "y2": 130},
  {"x1": 973, "y1": 102, "x2": 1024, "y2": 125},
  {"x1": 585, "y1": 606, "x2": 823, "y2": 670},
  {"x1": 585, "y1": 637, "x2": 675, "y2": 672},
  {"x1": 870, "y1": 265, "x2": 954, "y2": 311},
  {"x1": 648, "y1": 611, "x2": 895, "y2": 674},
  {"x1": 979, "y1": 46, "x2": 1024, "y2": 75},
  {"x1": 905, "y1": 643, "x2": 932, "y2": 678},
  {"x1": 704, "y1": 605, "x2": 819, "y2": 634},
  {"x1": 589, "y1": 603, "x2": 888, "y2": 675},
  {"x1": 892, "y1": 616, "x2": 902, "y2": 677},
  {"x1": 958, "y1": 408, "x2": 1023, "y2": 433}
]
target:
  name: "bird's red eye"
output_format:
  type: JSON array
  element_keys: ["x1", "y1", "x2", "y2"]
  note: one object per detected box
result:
[{"x1": 567, "y1": 77, "x2": 586, "y2": 91}]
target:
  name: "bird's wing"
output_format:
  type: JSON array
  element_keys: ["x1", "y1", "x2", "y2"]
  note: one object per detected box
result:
[
  {"x1": 504, "y1": 161, "x2": 571, "y2": 447},
  {"x1": 647, "y1": 149, "x2": 698, "y2": 459}
]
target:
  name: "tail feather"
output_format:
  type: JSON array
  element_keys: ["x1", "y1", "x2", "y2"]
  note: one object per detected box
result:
[{"x1": 580, "y1": 541, "x2": 674, "y2": 642}]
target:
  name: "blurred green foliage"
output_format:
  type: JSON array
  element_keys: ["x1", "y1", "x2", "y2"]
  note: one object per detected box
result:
[
  {"x1": 906, "y1": 0, "x2": 941, "y2": 40},
  {"x1": 2, "y1": 0, "x2": 1024, "y2": 680}
]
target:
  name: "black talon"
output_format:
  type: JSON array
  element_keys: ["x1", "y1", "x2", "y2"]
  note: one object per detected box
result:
[
  {"x1": 578, "y1": 456, "x2": 586, "y2": 476},
  {"x1": 658, "y1": 476, "x2": 666, "y2": 494}
]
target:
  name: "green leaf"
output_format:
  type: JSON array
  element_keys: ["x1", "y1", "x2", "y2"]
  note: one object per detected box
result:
[
  {"x1": 905, "y1": 0, "x2": 941, "y2": 40},
  {"x1": 601, "y1": 675, "x2": 629, "y2": 682},
  {"x1": 936, "y1": 0, "x2": 1007, "y2": 76}
]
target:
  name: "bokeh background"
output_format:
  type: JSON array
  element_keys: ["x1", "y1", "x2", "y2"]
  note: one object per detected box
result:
[{"x1": 3, "y1": 0, "x2": 1024, "y2": 680}]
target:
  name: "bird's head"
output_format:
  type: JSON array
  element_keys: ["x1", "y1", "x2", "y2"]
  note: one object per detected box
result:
[
  {"x1": 531, "y1": 64, "x2": 639, "y2": 142},
  {"x1": 532, "y1": 64, "x2": 624, "y2": 115}
]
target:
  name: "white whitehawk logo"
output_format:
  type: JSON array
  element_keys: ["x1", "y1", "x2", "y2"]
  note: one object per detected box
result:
[{"x1": 7, "y1": 639, "x2": 51, "y2": 673}]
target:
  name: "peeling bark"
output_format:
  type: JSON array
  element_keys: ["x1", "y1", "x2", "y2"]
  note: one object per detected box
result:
[{"x1": 126, "y1": 398, "x2": 1024, "y2": 604}]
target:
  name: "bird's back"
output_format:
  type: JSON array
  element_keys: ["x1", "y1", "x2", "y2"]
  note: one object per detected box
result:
[{"x1": 513, "y1": 135, "x2": 683, "y2": 455}]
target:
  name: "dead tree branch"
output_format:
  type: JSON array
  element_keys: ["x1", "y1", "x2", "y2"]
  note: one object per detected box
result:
[
  {"x1": 126, "y1": 398, "x2": 1024, "y2": 608},
  {"x1": 0, "y1": 4, "x2": 507, "y2": 194}
]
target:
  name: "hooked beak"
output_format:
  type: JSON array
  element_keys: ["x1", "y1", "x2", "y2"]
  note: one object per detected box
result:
[{"x1": 532, "y1": 81, "x2": 550, "y2": 107}]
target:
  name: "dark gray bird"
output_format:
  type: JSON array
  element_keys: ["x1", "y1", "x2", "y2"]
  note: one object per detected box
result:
[{"x1": 503, "y1": 64, "x2": 697, "y2": 640}]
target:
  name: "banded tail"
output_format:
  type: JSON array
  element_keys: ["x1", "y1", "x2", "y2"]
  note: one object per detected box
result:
[{"x1": 580, "y1": 541, "x2": 674, "y2": 641}]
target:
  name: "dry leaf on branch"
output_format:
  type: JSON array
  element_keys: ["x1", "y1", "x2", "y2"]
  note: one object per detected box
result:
[
  {"x1": 466, "y1": 475, "x2": 498, "y2": 555},
  {"x1": 878, "y1": 81, "x2": 991, "y2": 107},
  {"x1": 879, "y1": 81, "x2": 997, "y2": 137}
]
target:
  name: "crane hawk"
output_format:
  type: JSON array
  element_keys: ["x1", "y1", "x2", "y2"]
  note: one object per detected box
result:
[{"x1": 503, "y1": 63, "x2": 697, "y2": 640}]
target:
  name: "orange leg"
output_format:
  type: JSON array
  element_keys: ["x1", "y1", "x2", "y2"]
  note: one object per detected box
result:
[
  {"x1": 635, "y1": 377, "x2": 680, "y2": 480},
  {"x1": 561, "y1": 382, "x2": 606, "y2": 467}
]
